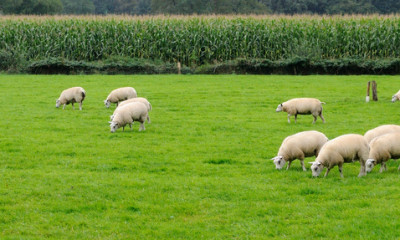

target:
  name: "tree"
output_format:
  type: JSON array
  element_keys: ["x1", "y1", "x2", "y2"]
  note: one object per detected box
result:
[
  {"x1": 0, "y1": 0, "x2": 63, "y2": 14},
  {"x1": 61, "y1": 0, "x2": 95, "y2": 14}
]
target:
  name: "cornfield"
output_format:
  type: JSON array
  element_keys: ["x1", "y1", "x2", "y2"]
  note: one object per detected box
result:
[{"x1": 1, "y1": 15, "x2": 400, "y2": 66}]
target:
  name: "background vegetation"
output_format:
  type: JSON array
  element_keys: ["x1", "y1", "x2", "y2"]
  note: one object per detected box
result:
[
  {"x1": 1, "y1": 0, "x2": 400, "y2": 15},
  {"x1": 1, "y1": 74, "x2": 400, "y2": 238},
  {"x1": 2, "y1": 15, "x2": 400, "y2": 74}
]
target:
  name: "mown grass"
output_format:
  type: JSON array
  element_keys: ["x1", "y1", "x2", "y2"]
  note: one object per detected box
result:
[{"x1": 1, "y1": 74, "x2": 400, "y2": 239}]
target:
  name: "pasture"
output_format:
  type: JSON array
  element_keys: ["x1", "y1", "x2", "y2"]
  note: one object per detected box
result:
[{"x1": 1, "y1": 74, "x2": 400, "y2": 239}]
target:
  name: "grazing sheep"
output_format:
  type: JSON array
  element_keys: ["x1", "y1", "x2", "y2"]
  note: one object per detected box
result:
[
  {"x1": 117, "y1": 97, "x2": 152, "y2": 123},
  {"x1": 271, "y1": 130, "x2": 328, "y2": 171},
  {"x1": 366, "y1": 132, "x2": 400, "y2": 173},
  {"x1": 364, "y1": 124, "x2": 400, "y2": 144},
  {"x1": 56, "y1": 87, "x2": 86, "y2": 110},
  {"x1": 391, "y1": 90, "x2": 400, "y2": 102},
  {"x1": 104, "y1": 87, "x2": 137, "y2": 108},
  {"x1": 109, "y1": 102, "x2": 148, "y2": 133},
  {"x1": 275, "y1": 98, "x2": 326, "y2": 124},
  {"x1": 309, "y1": 134, "x2": 369, "y2": 178}
]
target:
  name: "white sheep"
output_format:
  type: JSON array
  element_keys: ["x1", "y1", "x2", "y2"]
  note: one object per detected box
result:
[
  {"x1": 116, "y1": 97, "x2": 152, "y2": 123},
  {"x1": 309, "y1": 134, "x2": 369, "y2": 178},
  {"x1": 104, "y1": 87, "x2": 137, "y2": 108},
  {"x1": 366, "y1": 132, "x2": 400, "y2": 173},
  {"x1": 109, "y1": 102, "x2": 148, "y2": 133},
  {"x1": 364, "y1": 124, "x2": 400, "y2": 144},
  {"x1": 276, "y1": 98, "x2": 326, "y2": 124},
  {"x1": 56, "y1": 87, "x2": 86, "y2": 110},
  {"x1": 391, "y1": 90, "x2": 400, "y2": 102},
  {"x1": 271, "y1": 130, "x2": 328, "y2": 171}
]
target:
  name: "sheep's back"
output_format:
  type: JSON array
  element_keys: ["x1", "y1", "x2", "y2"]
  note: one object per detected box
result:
[
  {"x1": 364, "y1": 124, "x2": 400, "y2": 143},
  {"x1": 284, "y1": 98, "x2": 322, "y2": 113},
  {"x1": 369, "y1": 132, "x2": 400, "y2": 160},
  {"x1": 279, "y1": 131, "x2": 328, "y2": 157},
  {"x1": 320, "y1": 134, "x2": 368, "y2": 162}
]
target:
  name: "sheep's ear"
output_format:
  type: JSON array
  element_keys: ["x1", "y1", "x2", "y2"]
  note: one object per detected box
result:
[
  {"x1": 308, "y1": 161, "x2": 315, "y2": 164},
  {"x1": 271, "y1": 157, "x2": 276, "y2": 160},
  {"x1": 108, "y1": 121, "x2": 112, "y2": 124}
]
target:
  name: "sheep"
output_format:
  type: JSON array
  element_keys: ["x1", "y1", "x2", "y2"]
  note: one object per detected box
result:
[
  {"x1": 104, "y1": 87, "x2": 137, "y2": 108},
  {"x1": 116, "y1": 97, "x2": 152, "y2": 123},
  {"x1": 275, "y1": 98, "x2": 326, "y2": 124},
  {"x1": 391, "y1": 90, "x2": 400, "y2": 102},
  {"x1": 364, "y1": 124, "x2": 400, "y2": 144},
  {"x1": 56, "y1": 87, "x2": 86, "y2": 110},
  {"x1": 309, "y1": 134, "x2": 369, "y2": 178},
  {"x1": 271, "y1": 130, "x2": 328, "y2": 171},
  {"x1": 109, "y1": 102, "x2": 148, "y2": 133},
  {"x1": 365, "y1": 132, "x2": 400, "y2": 173}
]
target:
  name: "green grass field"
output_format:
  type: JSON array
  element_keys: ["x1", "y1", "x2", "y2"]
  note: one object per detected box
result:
[{"x1": 1, "y1": 74, "x2": 400, "y2": 239}]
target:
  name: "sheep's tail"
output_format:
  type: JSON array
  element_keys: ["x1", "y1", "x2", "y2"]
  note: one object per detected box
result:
[
  {"x1": 320, "y1": 102, "x2": 326, "y2": 104},
  {"x1": 149, "y1": 102, "x2": 152, "y2": 111}
]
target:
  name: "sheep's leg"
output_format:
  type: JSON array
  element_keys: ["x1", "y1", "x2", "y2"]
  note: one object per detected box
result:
[
  {"x1": 300, "y1": 159, "x2": 307, "y2": 171},
  {"x1": 63, "y1": 104, "x2": 66, "y2": 110},
  {"x1": 338, "y1": 164, "x2": 344, "y2": 178},
  {"x1": 139, "y1": 121, "x2": 145, "y2": 131},
  {"x1": 71, "y1": 102, "x2": 75, "y2": 110},
  {"x1": 324, "y1": 168, "x2": 331, "y2": 177},
  {"x1": 129, "y1": 123, "x2": 132, "y2": 130},
  {"x1": 320, "y1": 113, "x2": 325, "y2": 123},
  {"x1": 286, "y1": 161, "x2": 292, "y2": 170},
  {"x1": 358, "y1": 163, "x2": 366, "y2": 177},
  {"x1": 398, "y1": 164, "x2": 400, "y2": 171},
  {"x1": 147, "y1": 115, "x2": 151, "y2": 123},
  {"x1": 122, "y1": 126, "x2": 125, "y2": 131},
  {"x1": 379, "y1": 163, "x2": 386, "y2": 173},
  {"x1": 287, "y1": 114, "x2": 291, "y2": 123},
  {"x1": 312, "y1": 114, "x2": 317, "y2": 124},
  {"x1": 294, "y1": 114, "x2": 298, "y2": 123},
  {"x1": 79, "y1": 102, "x2": 82, "y2": 110}
]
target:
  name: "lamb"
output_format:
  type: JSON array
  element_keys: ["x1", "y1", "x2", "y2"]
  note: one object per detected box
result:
[
  {"x1": 309, "y1": 134, "x2": 369, "y2": 178},
  {"x1": 109, "y1": 102, "x2": 148, "y2": 133},
  {"x1": 56, "y1": 87, "x2": 86, "y2": 110},
  {"x1": 271, "y1": 130, "x2": 328, "y2": 171},
  {"x1": 104, "y1": 87, "x2": 137, "y2": 108},
  {"x1": 115, "y1": 97, "x2": 152, "y2": 123},
  {"x1": 275, "y1": 98, "x2": 326, "y2": 124},
  {"x1": 364, "y1": 124, "x2": 400, "y2": 144},
  {"x1": 391, "y1": 90, "x2": 400, "y2": 102},
  {"x1": 365, "y1": 132, "x2": 400, "y2": 173}
]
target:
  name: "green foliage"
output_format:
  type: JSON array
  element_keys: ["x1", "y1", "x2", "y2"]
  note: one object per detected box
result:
[
  {"x1": 1, "y1": 74, "x2": 400, "y2": 238},
  {"x1": 2, "y1": 0, "x2": 400, "y2": 15},
  {"x1": 0, "y1": 0, "x2": 63, "y2": 14},
  {"x1": 0, "y1": 48, "x2": 26, "y2": 72},
  {"x1": 61, "y1": 0, "x2": 95, "y2": 14},
  {"x1": 2, "y1": 16, "x2": 400, "y2": 70}
]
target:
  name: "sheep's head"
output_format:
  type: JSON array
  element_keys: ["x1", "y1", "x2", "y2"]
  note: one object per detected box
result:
[
  {"x1": 309, "y1": 161, "x2": 323, "y2": 177},
  {"x1": 276, "y1": 104, "x2": 283, "y2": 112},
  {"x1": 104, "y1": 100, "x2": 111, "y2": 108},
  {"x1": 271, "y1": 156, "x2": 285, "y2": 170},
  {"x1": 109, "y1": 121, "x2": 118, "y2": 133},
  {"x1": 56, "y1": 99, "x2": 61, "y2": 108},
  {"x1": 366, "y1": 159, "x2": 377, "y2": 173},
  {"x1": 110, "y1": 114, "x2": 115, "y2": 121},
  {"x1": 391, "y1": 95, "x2": 398, "y2": 103}
]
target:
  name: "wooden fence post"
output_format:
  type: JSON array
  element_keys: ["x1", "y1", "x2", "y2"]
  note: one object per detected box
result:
[
  {"x1": 372, "y1": 81, "x2": 378, "y2": 101},
  {"x1": 366, "y1": 81, "x2": 378, "y2": 102}
]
